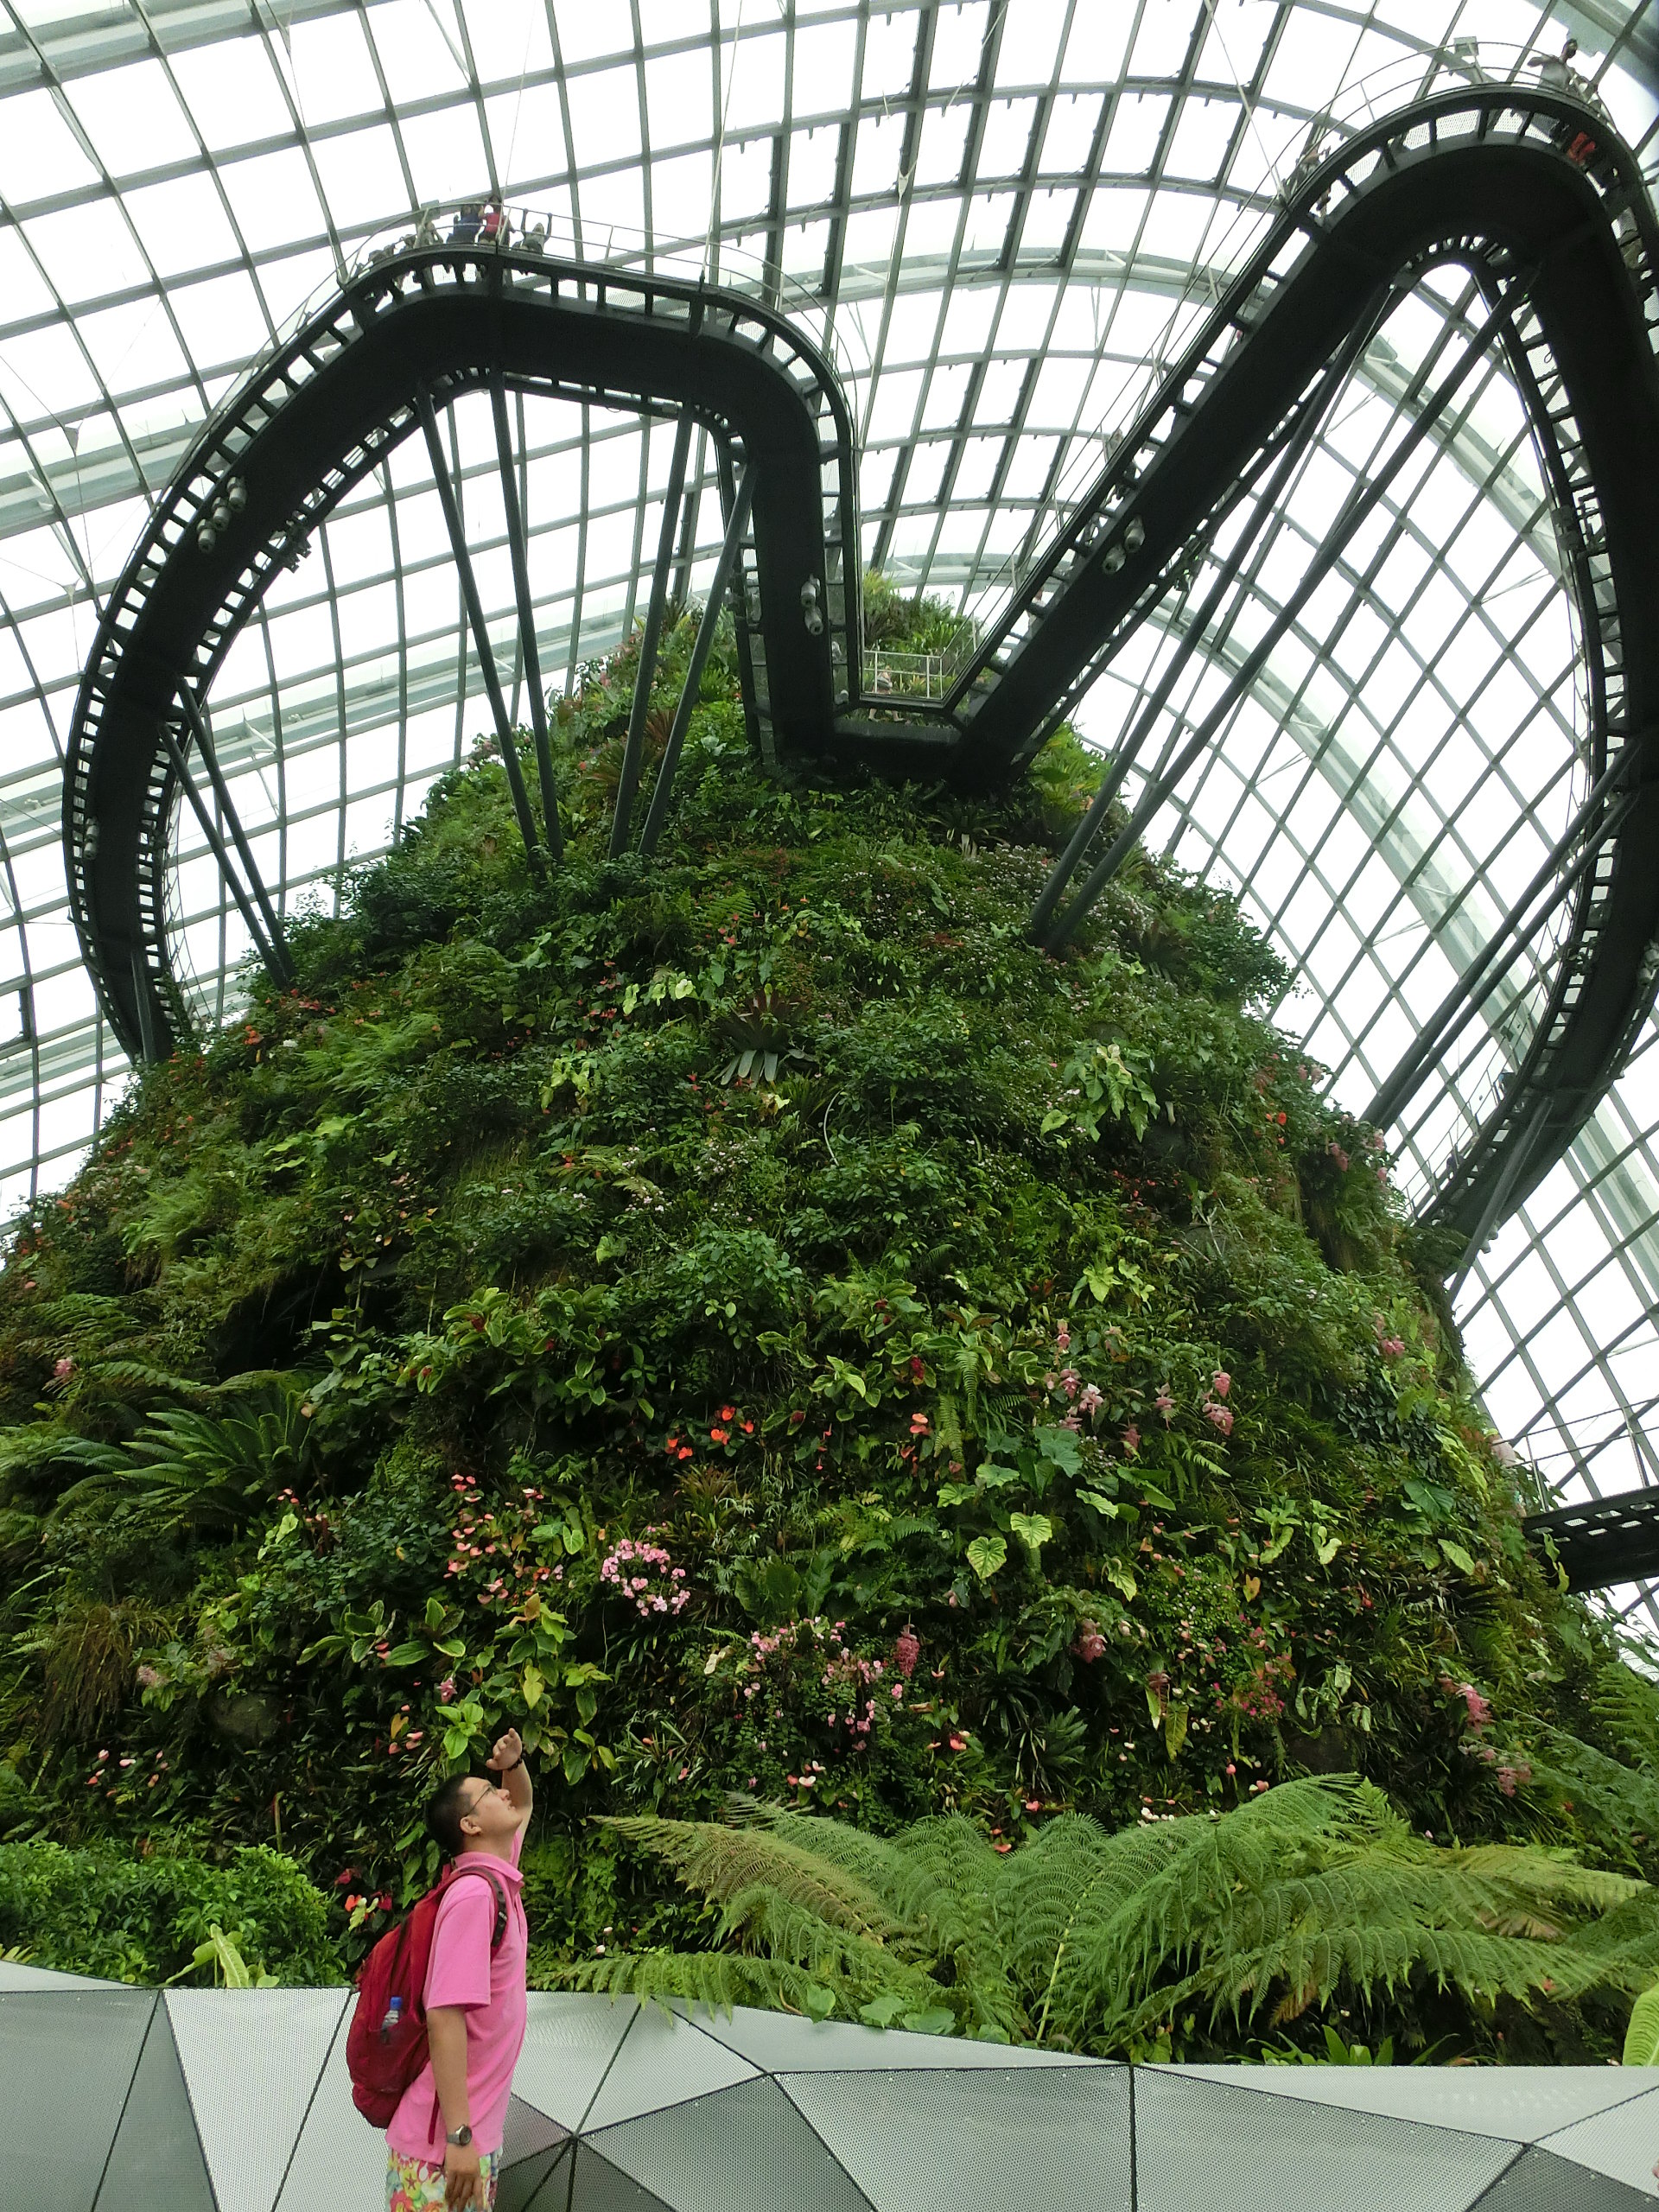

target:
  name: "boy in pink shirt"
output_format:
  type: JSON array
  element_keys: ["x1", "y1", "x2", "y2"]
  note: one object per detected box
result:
[{"x1": 386, "y1": 1727, "x2": 532, "y2": 2212}]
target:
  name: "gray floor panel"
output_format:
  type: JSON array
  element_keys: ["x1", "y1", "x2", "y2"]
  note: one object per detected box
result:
[
  {"x1": 1164, "y1": 2062, "x2": 1656, "y2": 2143},
  {"x1": 0, "y1": 1988, "x2": 156, "y2": 2212},
  {"x1": 513, "y1": 1993, "x2": 642, "y2": 2129},
  {"x1": 677, "y1": 2001, "x2": 1096, "y2": 2075},
  {"x1": 1470, "y1": 2144, "x2": 1659, "y2": 2209},
  {"x1": 168, "y1": 1986, "x2": 346, "y2": 2212},
  {"x1": 591, "y1": 2075, "x2": 874, "y2": 2212},
  {"x1": 93, "y1": 1999, "x2": 215, "y2": 2211},
  {"x1": 1135, "y1": 2068, "x2": 1516, "y2": 2212},
  {"x1": 584, "y1": 2005, "x2": 760, "y2": 2129},
  {"x1": 783, "y1": 2061, "x2": 1133, "y2": 2212},
  {"x1": 1535, "y1": 2082, "x2": 1659, "y2": 2191},
  {"x1": 269, "y1": 1997, "x2": 389, "y2": 2212}
]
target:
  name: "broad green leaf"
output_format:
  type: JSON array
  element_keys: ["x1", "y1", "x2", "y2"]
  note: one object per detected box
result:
[
  {"x1": 1039, "y1": 1109, "x2": 1070, "y2": 1135},
  {"x1": 900, "y1": 2007, "x2": 956, "y2": 2036},
  {"x1": 967, "y1": 1534, "x2": 1007, "y2": 1581},
  {"x1": 1103, "y1": 1560, "x2": 1137, "y2": 1602},
  {"x1": 1077, "y1": 1489, "x2": 1119, "y2": 1518},
  {"x1": 1165, "y1": 1701, "x2": 1189, "y2": 1759},
  {"x1": 423, "y1": 1595, "x2": 446, "y2": 1630},
  {"x1": 1010, "y1": 1511, "x2": 1052, "y2": 1560},
  {"x1": 976, "y1": 1462, "x2": 1021, "y2": 1491},
  {"x1": 1316, "y1": 1533, "x2": 1342, "y2": 1566},
  {"x1": 1440, "y1": 1539, "x2": 1477, "y2": 1576},
  {"x1": 801, "y1": 1981, "x2": 836, "y2": 2019},
  {"x1": 385, "y1": 1642, "x2": 427, "y2": 1667},
  {"x1": 936, "y1": 1483, "x2": 976, "y2": 1508},
  {"x1": 1033, "y1": 1424, "x2": 1082, "y2": 1475},
  {"x1": 521, "y1": 1663, "x2": 545, "y2": 1708}
]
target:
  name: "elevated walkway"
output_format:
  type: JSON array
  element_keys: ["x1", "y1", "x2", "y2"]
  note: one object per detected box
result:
[{"x1": 64, "y1": 83, "x2": 1659, "y2": 1255}]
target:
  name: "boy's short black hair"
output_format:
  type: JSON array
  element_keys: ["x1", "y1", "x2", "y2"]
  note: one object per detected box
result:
[{"x1": 427, "y1": 1772, "x2": 480, "y2": 1859}]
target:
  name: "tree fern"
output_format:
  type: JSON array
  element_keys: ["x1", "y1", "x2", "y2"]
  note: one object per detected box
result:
[{"x1": 567, "y1": 1777, "x2": 1659, "y2": 2055}]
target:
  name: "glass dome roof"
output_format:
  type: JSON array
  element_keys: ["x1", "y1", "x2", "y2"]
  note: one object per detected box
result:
[{"x1": 0, "y1": 0, "x2": 1655, "y2": 1605}]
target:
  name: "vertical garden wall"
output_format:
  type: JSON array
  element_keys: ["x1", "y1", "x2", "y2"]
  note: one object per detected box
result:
[{"x1": 3, "y1": 599, "x2": 1657, "y2": 2056}]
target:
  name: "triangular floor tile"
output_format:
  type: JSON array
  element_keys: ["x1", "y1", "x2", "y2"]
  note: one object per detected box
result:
[
  {"x1": 583, "y1": 2006, "x2": 759, "y2": 2129},
  {"x1": 499, "y1": 2139, "x2": 572, "y2": 2212},
  {"x1": 1535, "y1": 2083, "x2": 1659, "y2": 2193},
  {"x1": 94, "y1": 1997, "x2": 215, "y2": 2210},
  {"x1": 512, "y1": 1993, "x2": 640, "y2": 2130},
  {"x1": 168, "y1": 1987, "x2": 346, "y2": 2212},
  {"x1": 1471, "y1": 2144, "x2": 1659, "y2": 2209},
  {"x1": 1166, "y1": 2063, "x2": 1655, "y2": 2144},
  {"x1": 1134, "y1": 2068, "x2": 1515, "y2": 2212},
  {"x1": 590, "y1": 2075, "x2": 873, "y2": 2212},
  {"x1": 504, "y1": 2091, "x2": 570, "y2": 2166},
  {"x1": 2, "y1": 1987, "x2": 155, "y2": 2211},
  {"x1": 783, "y1": 2062, "x2": 1132, "y2": 2212},
  {"x1": 270, "y1": 1996, "x2": 390, "y2": 2212}
]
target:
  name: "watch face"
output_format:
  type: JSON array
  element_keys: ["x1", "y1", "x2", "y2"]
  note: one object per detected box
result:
[{"x1": 449, "y1": 2126, "x2": 472, "y2": 2147}]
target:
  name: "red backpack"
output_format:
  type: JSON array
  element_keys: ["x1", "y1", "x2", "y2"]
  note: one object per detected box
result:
[{"x1": 346, "y1": 1865, "x2": 509, "y2": 2126}]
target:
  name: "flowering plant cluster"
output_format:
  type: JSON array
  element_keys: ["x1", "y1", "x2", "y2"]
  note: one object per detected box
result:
[
  {"x1": 600, "y1": 1534, "x2": 690, "y2": 1616},
  {"x1": 445, "y1": 1472, "x2": 563, "y2": 1611}
]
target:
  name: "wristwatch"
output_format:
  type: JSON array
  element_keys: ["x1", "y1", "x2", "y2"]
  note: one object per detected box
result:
[{"x1": 446, "y1": 2126, "x2": 474, "y2": 2149}]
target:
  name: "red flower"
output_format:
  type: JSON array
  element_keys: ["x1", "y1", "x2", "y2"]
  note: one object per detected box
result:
[{"x1": 710, "y1": 1427, "x2": 729, "y2": 1444}]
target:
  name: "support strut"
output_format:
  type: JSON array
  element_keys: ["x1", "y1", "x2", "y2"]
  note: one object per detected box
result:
[
  {"x1": 1039, "y1": 277, "x2": 1528, "y2": 953},
  {"x1": 489, "y1": 372, "x2": 563, "y2": 861},
  {"x1": 1029, "y1": 308, "x2": 1383, "y2": 946},
  {"x1": 175, "y1": 688, "x2": 295, "y2": 984},
  {"x1": 611, "y1": 413, "x2": 695, "y2": 859},
  {"x1": 415, "y1": 383, "x2": 546, "y2": 878},
  {"x1": 638, "y1": 466, "x2": 755, "y2": 857},
  {"x1": 158, "y1": 718, "x2": 289, "y2": 990}
]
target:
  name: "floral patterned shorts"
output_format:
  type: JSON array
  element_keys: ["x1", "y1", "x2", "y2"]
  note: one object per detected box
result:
[{"x1": 385, "y1": 2148, "x2": 499, "y2": 2209}]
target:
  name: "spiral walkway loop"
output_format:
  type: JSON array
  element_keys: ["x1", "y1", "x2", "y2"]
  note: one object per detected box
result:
[{"x1": 64, "y1": 83, "x2": 1659, "y2": 1265}]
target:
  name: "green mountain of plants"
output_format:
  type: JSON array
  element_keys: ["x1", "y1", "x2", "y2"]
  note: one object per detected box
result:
[{"x1": 2, "y1": 586, "x2": 1656, "y2": 2056}]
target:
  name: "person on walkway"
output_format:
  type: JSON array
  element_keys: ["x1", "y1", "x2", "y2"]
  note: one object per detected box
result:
[{"x1": 385, "y1": 1728, "x2": 532, "y2": 2212}]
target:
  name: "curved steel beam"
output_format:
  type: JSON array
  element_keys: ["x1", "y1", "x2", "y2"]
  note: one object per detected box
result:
[{"x1": 60, "y1": 85, "x2": 1659, "y2": 1268}]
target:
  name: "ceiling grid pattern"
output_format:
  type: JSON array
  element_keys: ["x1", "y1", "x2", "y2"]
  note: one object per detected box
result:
[{"x1": 0, "y1": 0, "x2": 1652, "y2": 1603}]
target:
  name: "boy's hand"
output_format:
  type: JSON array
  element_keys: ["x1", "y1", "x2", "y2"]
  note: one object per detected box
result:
[
  {"x1": 443, "y1": 2141, "x2": 485, "y2": 2210},
  {"x1": 487, "y1": 1726, "x2": 522, "y2": 1772}
]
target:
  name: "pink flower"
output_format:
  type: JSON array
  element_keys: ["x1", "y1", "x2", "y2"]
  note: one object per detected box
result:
[
  {"x1": 1154, "y1": 1386, "x2": 1173, "y2": 1422},
  {"x1": 1204, "y1": 1400, "x2": 1233, "y2": 1436},
  {"x1": 1072, "y1": 1621, "x2": 1108, "y2": 1663},
  {"x1": 437, "y1": 1676, "x2": 456, "y2": 1703},
  {"x1": 52, "y1": 1357, "x2": 73, "y2": 1380},
  {"x1": 1077, "y1": 1382, "x2": 1102, "y2": 1416},
  {"x1": 136, "y1": 1664, "x2": 162, "y2": 1689},
  {"x1": 1441, "y1": 1677, "x2": 1493, "y2": 1731},
  {"x1": 1211, "y1": 1370, "x2": 1230, "y2": 1399},
  {"x1": 893, "y1": 1625, "x2": 920, "y2": 1678},
  {"x1": 1327, "y1": 1142, "x2": 1350, "y2": 1171},
  {"x1": 1121, "y1": 1424, "x2": 1141, "y2": 1456}
]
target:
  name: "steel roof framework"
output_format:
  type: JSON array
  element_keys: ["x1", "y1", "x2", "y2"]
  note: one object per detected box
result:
[{"x1": 0, "y1": 0, "x2": 1652, "y2": 1607}]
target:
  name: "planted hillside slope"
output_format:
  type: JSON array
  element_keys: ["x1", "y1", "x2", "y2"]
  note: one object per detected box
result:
[{"x1": 0, "y1": 601, "x2": 1649, "y2": 2051}]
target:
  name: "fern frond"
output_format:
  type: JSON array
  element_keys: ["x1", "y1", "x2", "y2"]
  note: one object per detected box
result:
[
  {"x1": 598, "y1": 1815, "x2": 906, "y2": 1943},
  {"x1": 555, "y1": 1946, "x2": 833, "y2": 2018}
]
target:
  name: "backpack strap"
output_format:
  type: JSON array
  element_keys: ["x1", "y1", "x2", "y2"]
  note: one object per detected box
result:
[{"x1": 446, "y1": 1863, "x2": 510, "y2": 1952}]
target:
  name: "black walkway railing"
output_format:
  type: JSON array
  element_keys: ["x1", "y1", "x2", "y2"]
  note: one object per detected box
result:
[{"x1": 63, "y1": 82, "x2": 1659, "y2": 1263}]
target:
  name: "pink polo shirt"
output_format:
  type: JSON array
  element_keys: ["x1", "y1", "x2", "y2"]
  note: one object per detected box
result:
[{"x1": 385, "y1": 1827, "x2": 528, "y2": 2162}]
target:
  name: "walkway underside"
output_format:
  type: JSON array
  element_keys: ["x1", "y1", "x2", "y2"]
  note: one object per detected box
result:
[{"x1": 65, "y1": 83, "x2": 1659, "y2": 1255}]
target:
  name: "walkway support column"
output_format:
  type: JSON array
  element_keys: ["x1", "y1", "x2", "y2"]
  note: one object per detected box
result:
[
  {"x1": 415, "y1": 383, "x2": 546, "y2": 879},
  {"x1": 611, "y1": 412, "x2": 695, "y2": 858},
  {"x1": 490, "y1": 372, "x2": 563, "y2": 861},
  {"x1": 639, "y1": 467, "x2": 755, "y2": 857}
]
